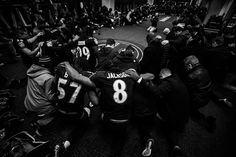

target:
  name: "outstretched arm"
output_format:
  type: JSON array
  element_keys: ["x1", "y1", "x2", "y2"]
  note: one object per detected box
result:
[
  {"x1": 64, "y1": 62, "x2": 96, "y2": 88},
  {"x1": 27, "y1": 32, "x2": 44, "y2": 43},
  {"x1": 21, "y1": 42, "x2": 44, "y2": 57},
  {"x1": 125, "y1": 69, "x2": 171, "y2": 97}
]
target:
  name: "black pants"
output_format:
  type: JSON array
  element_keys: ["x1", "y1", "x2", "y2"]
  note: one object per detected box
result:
[
  {"x1": 132, "y1": 115, "x2": 155, "y2": 148},
  {"x1": 101, "y1": 117, "x2": 128, "y2": 157},
  {"x1": 161, "y1": 119, "x2": 185, "y2": 149},
  {"x1": 49, "y1": 111, "x2": 89, "y2": 145}
]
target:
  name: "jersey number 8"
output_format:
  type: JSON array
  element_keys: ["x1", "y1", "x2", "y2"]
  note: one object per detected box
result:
[{"x1": 113, "y1": 79, "x2": 127, "y2": 104}]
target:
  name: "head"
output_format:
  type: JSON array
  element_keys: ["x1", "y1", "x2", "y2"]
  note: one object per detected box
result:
[
  {"x1": 125, "y1": 45, "x2": 135, "y2": 53},
  {"x1": 159, "y1": 68, "x2": 172, "y2": 80},
  {"x1": 172, "y1": 26, "x2": 183, "y2": 36},
  {"x1": 146, "y1": 32, "x2": 162, "y2": 45},
  {"x1": 117, "y1": 50, "x2": 134, "y2": 63},
  {"x1": 84, "y1": 26, "x2": 93, "y2": 37},
  {"x1": 108, "y1": 50, "x2": 135, "y2": 72},
  {"x1": 106, "y1": 38, "x2": 116, "y2": 48},
  {"x1": 163, "y1": 28, "x2": 170, "y2": 36},
  {"x1": 146, "y1": 32, "x2": 156, "y2": 44},
  {"x1": 212, "y1": 36, "x2": 224, "y2": 48},
  {"x1": 184, "y1": 55, "x2": 200, "y2": 71}
]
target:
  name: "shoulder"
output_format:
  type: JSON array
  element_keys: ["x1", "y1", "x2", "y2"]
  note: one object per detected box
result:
[
  {"x1": 91, "y1": 71, "x2": 106, "y2": 79},
  {"x1": 87, "y1": 37, "x2": 98, "y2": 45}
]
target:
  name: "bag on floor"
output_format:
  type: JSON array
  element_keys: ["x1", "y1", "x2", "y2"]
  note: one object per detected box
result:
[{"x1": 0, "y1": 131, "x2": 50, "y2": 157}]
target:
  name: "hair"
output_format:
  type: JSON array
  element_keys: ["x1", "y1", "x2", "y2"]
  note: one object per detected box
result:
[
  {"x1": 125, "y1": 45, "x2": 135, "y2": 52},
  {"x1": 159, "y1": 68, "x2": 172, "y2": 79},
  {"x1": 106, "y1": 38, "x2": 116, "y2": 46},
  {"x1": 146, "y1": 32, "x2": 156, "y2": 44},
  {"x1": 183, "y1": 55, "x2": 200, "y2": 70}
]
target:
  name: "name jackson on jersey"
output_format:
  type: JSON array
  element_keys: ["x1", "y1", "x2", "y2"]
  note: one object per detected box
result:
[{"x1": 107, "y1": 72, "x2": 130, "y2": 79}]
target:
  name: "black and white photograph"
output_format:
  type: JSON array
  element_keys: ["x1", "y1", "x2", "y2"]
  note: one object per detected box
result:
[{"x1": 0, "y1": 0, "x2": 235, "y2": 157}]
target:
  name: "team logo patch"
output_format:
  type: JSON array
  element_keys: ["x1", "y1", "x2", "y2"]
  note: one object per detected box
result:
[{"x1": 98, "y1": 39, "x2": 144, "y2": 62}]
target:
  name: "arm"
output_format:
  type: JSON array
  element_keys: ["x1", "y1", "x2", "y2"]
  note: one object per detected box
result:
[
  {"x1": 87, "y1": 90, "x2": 99, "y2": 106},
  {"x1": 21, "y1": 42, "x2": 43, "y2": 57},
  {"x1": 64, "y1": 62, "x2": 96, "y2": 88},
  {"x1": 27, "y1": 32, "x2": 44, "y2": 43},
  {"x1": 44, "y1": 77, "x2": 57, "y2": 101},
  {"x1": 125, "y1": 69, "x2": 172, "y2": 97}
]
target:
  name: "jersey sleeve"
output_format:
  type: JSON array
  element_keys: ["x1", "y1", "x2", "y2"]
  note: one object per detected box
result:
[{"x1": 90, "y1": 71, "x2": 106, "y2": 87}]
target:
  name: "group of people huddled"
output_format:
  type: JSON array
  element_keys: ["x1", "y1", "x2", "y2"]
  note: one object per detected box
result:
[{"x1": 1, "y1": 1, "x2": 236, "y2": 157}]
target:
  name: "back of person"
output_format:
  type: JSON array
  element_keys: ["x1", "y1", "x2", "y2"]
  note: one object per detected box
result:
[
  {"x1": 96, "y1": 46, "x2": 117, "y2": 70},
  {"x1": 91, "y1": 71, "x2": 135, "y2": 120},
  {"x1": 24, "y1": 62, "x2": 55, "y2": 115},
  {"x1": 71, "y1": 35, "x2": 98, "y2": 71},
  {"x1": 54, "y1": 62, "x2": 88, "y2": 115},
  {"x1": 184, "y1": 55, "x2": 212, "y2": 107},
  {"x1": 163, "y1": 75, "x2": 189, "y2": 126}
]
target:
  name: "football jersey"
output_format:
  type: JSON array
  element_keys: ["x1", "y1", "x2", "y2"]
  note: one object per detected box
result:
[
  {"x1": 54, "y1": 62, "x2": 88, "y2": 115},
  {"x1": 91, "y1": 71, "x2": 135, "y2": 120},
  {"x1": 71, "y1": 36, "x2": 98, "y2": 71}
]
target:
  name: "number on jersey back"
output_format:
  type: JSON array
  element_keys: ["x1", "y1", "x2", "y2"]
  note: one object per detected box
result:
[
  {"x1": 71, "y1": 40, "x2": 90, "y2": 60},
  {"x1": 71, "y1": 37, "x2": 98, "y2": 71},
  {"x1": 91, "y1": 71, "x2": 135, "y2": 120},
  {"x1": 55, "y1": 62, "x2": 87, "y2": 113}
]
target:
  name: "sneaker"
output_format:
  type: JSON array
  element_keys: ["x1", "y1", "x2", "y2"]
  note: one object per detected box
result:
[
  {"x1": 142, "y1": 139, "x2": 154, "y2": 157},
  {"x1": 54, "y1": 140, "x2": 70, "y2": 157},
  {"x1": 172, "y1": 145, "x2": 183, "y2": 157},
  {"x1": 218, "y1": 98, "x2": 233, "y2": 108},
  {"x1": 0, "y1": 63, "x2": 4, "y2": 67}
]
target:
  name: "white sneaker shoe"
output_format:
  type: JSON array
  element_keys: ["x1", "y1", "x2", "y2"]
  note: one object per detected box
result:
[{"x1": 142, "y1": 139, "x2": 154, "y2": 157}]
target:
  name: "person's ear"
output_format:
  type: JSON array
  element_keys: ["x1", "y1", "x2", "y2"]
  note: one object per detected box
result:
[{"x1": 187, "y1": 64, "x2": 192, "y2": 70}]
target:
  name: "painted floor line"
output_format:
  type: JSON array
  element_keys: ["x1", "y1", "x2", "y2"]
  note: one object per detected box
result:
[{"x1": 159, "y1": 16, "x2": 171, "y2": 22}]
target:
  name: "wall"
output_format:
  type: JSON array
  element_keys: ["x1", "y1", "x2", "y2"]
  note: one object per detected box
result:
[
  {"x1": 102, "y1": 0, "x2": 115, "y2": 12},
  {"x1": 147, "y1": 0, "x2": 154, "y2": 5},
  {"x1": 203, "y1": 0, "x2": 225, "y2": 24}
]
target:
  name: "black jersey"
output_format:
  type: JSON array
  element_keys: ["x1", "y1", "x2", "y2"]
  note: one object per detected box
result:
[
  {"x1": 55, "y1": 62, "x2": 88, "y2": 115},
  {"x1": 91, "y1": 71, "x2": 135, "y2": 120},
  {"x1": 71, "y1": 37, "x2": 98, "y2": 71}
]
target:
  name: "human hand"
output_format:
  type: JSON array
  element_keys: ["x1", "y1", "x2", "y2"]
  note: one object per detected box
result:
[
  {"x1": 64, "y1": 62, "x2": 81, "y2": 80},
  {"x1": 161, "y1": 40, "x2": 169, "y2": 45},
  {"x1": 72, "y1": 35, "x2": 79, "y2": 42},
  {"x1": 37, "y1": 32, "x2": 44, "y2": 37},
  {"x1": 125, "y1": 69, "x2": 140, "y2": 81},
  {"x1": 38, "y1": 41, "x2": 44, "y2": 47}
]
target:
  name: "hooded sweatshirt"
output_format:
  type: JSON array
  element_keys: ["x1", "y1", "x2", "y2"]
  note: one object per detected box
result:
[{"x1": 24, "y1": 64, "x2": 55, "y2": 114}]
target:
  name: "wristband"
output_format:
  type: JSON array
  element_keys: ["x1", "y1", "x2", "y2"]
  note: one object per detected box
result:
[{"x1": 137, "y1": 77, "x2": 142, "y2": 84}]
